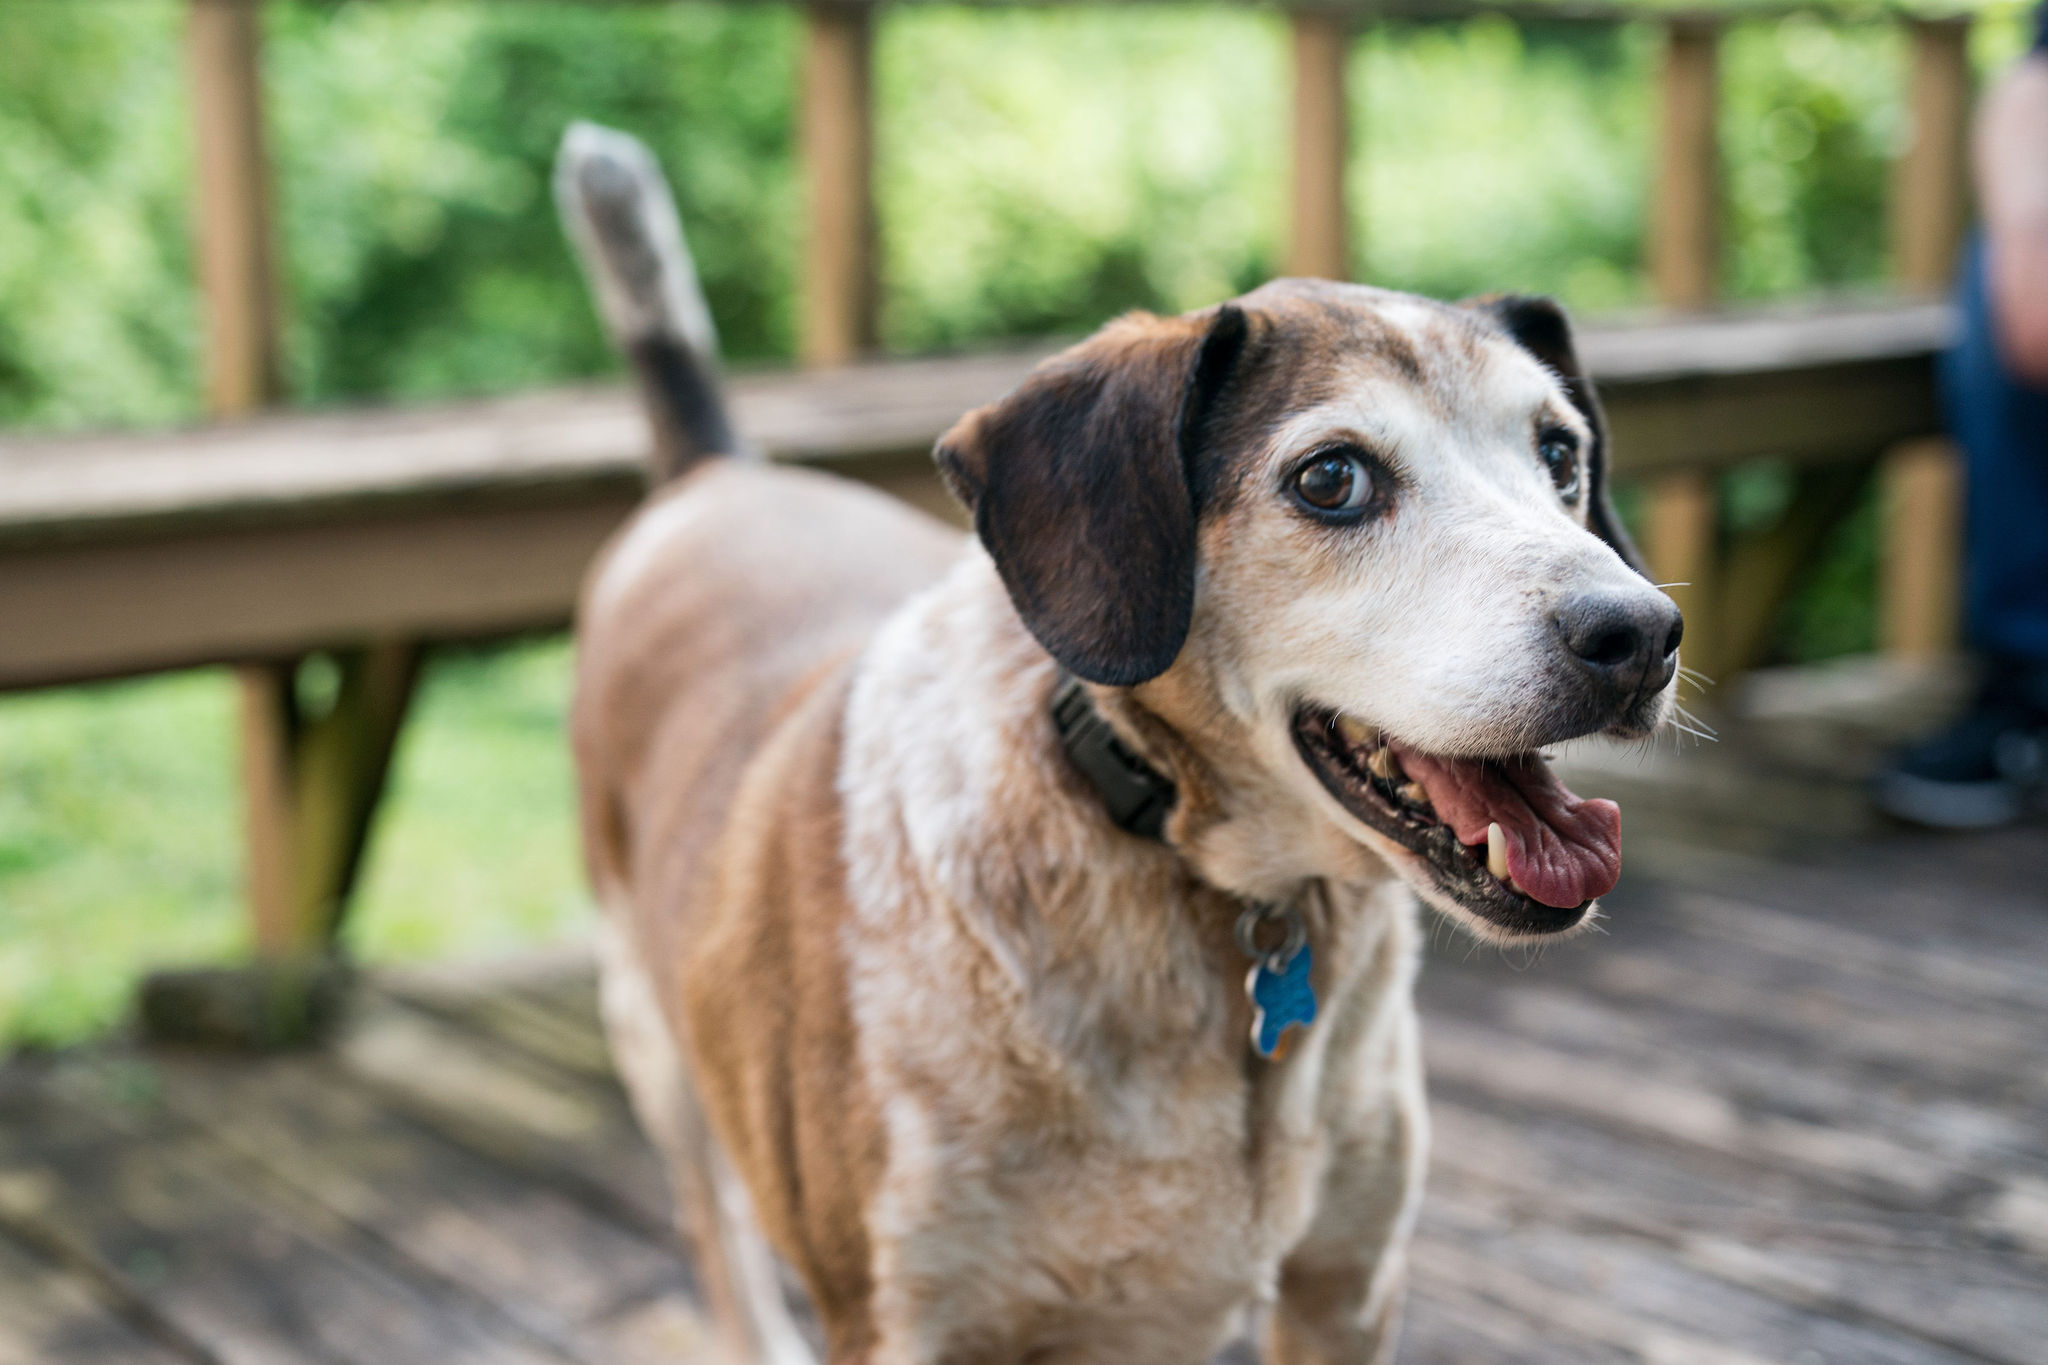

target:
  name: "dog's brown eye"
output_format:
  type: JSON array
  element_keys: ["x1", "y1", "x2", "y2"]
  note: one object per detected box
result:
[
  {"x1": 1292, "y1": 451, "x2": 1372, "y2": 516},
  {"x1": 1538, "y1": 429, "x2": 1581, "y2": 501}
]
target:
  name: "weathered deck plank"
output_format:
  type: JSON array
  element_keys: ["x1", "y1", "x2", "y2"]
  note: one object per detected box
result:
[
  {"x1": 0, "y1": 1230, "x2": 192, "y2": 1365},
  {"x1": 0, "y1": 1061, "x2": 571, "y2": 1365},
  {"x1": 2, "y1": 822, "x2": 2041, "y2": 1364},
  {"x1": 331, "y1": 996, "x2": 673, "y2": 1237},
  {"x1": 147, "y1": 1055, "x2": 708, "y2": 1365},
  {"x1": 1411, "y1": 1184, "x2": 1999, "y2": 1365}
]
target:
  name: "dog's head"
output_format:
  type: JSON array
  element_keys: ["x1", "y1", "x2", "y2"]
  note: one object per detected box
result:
[{"x1": 935, "y1": 280, "x2": 1681, "y2": 940}]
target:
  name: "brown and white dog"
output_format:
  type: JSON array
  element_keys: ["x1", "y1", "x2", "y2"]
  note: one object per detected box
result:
[{"x1": 558, "y1": 124, "x2": 1681, "y2": 1365}]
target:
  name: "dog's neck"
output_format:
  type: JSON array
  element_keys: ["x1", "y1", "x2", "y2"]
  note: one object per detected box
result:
[
  {"x1": 842, "y1": 547, "x2": 1420, "y2": 1101},
  {"x1": 1096, "y1": 640, "x2": 1404, "y2": 911},
  {"x1": 843, "y1": 553, "x2": 1406, "y2": 982}
]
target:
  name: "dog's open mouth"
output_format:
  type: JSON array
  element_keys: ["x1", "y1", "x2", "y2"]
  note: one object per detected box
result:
[{"x1": 1290, "y1": 706, "x2": 1621, "y2": 935}]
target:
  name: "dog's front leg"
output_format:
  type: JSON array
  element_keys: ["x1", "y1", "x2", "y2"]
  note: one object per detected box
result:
[
  {"x1": 1265, "y1": 1010, "x2": 1426, "y2": 1365},
  {"x1": 1266, "y1": 1247, "x2": 1407, "y2": 1365}
]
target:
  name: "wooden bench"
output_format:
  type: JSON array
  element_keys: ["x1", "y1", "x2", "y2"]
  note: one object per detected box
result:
[
  {"x1": 0, "y1": 299, "x2": 1949, "y2": 692},
  {"x1": 0, "y1": 298, "x2": 1950, "y2": 999}
]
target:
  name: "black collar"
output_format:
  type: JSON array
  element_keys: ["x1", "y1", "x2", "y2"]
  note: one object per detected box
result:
[{"x1": 1050, "y1": 673, "x2": 1177, "y2": 841}]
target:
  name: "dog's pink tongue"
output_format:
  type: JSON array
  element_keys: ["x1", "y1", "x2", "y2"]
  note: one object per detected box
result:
[{"x1": 1388, "y1": 745, "x2": 1621, "y2": 908}]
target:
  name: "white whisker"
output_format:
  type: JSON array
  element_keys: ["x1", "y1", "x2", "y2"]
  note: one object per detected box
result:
[{"x1": 1673, "y1": 703, "x2": 1719, "y2": 740}]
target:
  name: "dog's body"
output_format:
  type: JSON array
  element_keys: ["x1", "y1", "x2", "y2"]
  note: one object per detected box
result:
[
  {"x1": 560, "y1": 126, "x2": 1680, "y2": 1365},
  {"x1": 578, "y1": 462, "x2": 1423, "y2": 1364}
]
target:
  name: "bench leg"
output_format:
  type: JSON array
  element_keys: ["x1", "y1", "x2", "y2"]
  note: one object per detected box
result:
[
  {"x1": 1646, "y1": 462, "x2": 1890, "y2": 689},
  {"x1": 141, "y1": 640, "x2": 421, "y2": 1046},
  {"x1": 1879, "y1": 436, "x2": 1962, "y2": 660},
  {"x1": 1714, "y1": 461, "x2": 1875, "y2": 679},
  {"x1": 242, "y1": 640, "x2": 421, "y2": 954}
]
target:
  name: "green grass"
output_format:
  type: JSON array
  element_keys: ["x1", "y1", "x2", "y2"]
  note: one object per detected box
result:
[
  {"x1": 0, "y1": 637, "x2": 589, "y2": 1050},
  {"x1": 347, "y1": 639, "x2": 589, "y2": 964},
  {"x1": 0, "y1": 669, "x2": 242, "y2": 1048}
]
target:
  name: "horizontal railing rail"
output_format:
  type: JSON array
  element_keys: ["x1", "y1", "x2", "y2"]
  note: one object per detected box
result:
[{"x1": 0, "y1": 295, "x2": 1952, "y2": 692}]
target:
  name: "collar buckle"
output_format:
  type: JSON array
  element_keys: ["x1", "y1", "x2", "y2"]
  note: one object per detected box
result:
[{"x1": 1050, "y1": 674, "x2": 1177, "y2": 841}]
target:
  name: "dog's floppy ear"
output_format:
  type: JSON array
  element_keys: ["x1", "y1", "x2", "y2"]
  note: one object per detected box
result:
[
  {"x1": 935, "y1": 305, "x2": 1250, "y2": 686},
  {"x1": 1468, "y1": 293, "x2": 1647, "y2": 579}
]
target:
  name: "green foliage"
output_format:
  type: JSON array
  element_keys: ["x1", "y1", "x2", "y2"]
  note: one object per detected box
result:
[
  {"x1": 1723, "y1": 17, "x2": 1900, "y2": 298},
  {"x1": 1358, "y1": 18, "x2": 1654, "y2": 309},
  {"x1": 877, "y1": 7, "x2": 1284, "y2": 349},
  {"x1": 1778, "y1": 486, "x2": 1882, "y2": 663},
  {"x1": 343, "y1": 639, "x2": 585, "y2": 963},
  {"x1": 0, "y1": 671, "x2": 240, "y2": 1047},
  {"x1": 0, "y1": 1, "x2": 196, "y2": 428},
  {"x1": 266, "y1": 1, "x2": 801, "y2": 399},
  {"x1": 0, "y1": 1, "x2": 1942, "y2": 427}
]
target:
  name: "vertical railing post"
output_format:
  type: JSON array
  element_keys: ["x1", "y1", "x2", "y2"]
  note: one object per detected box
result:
[
  {"x1": 189, "y1": 0, "x2": 282, "y2": 417},
  {"x1": 1648, "y1": 18, "x2": 1721, "y2": 310},
  {"x1": 1643, "y1": 17, "x2": 1723, "y2": 679},
  {"x1": 170, "y1": 2, "x2": 419, "y2": 1035},
  {"x1": 1881, "y1": 437, "x2": 1965, "y2": 660},
  {"x1": 1891, "y1": 17, "x2": 1972, "y2": 296},
  {"x1": 1288, "y1": 7, "x2": 1351, "y2": 281},
  {"x1": 190, "y1": 0, "x2": 302, "y2": 959},
  {"x1": 801, "y1": 0, "x2": 878, "y2": 366},
  {"x1": 1881, "y1": 16, "x2": 1972, "y2": 661}
]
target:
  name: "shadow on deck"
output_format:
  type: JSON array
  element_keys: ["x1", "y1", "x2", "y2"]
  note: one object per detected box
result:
[{"x1": 3, "y1": 719, "x2": 2045, "y2": 1361}]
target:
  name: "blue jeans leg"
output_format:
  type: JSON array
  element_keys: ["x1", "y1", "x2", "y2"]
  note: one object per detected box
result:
[{"x1": 1945, "y1": 240, "x2": 2048, "y2": 667}]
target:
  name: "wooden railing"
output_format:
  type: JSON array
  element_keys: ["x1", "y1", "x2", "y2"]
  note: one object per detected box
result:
[
  {"x1": 176, "y1": 0, "x2": 1981, "y2": 658},
  {"x1": 2, "y1": 0, "x2": 1985, "y2": 1010}
]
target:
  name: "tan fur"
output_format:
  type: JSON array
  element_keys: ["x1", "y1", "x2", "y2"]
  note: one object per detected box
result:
[
  {"x1": 574, "y1": 281, "x2": 1675, "y2": 1365},
  {"x1": 575, "y1": 460, "x2": 958, "y2": 1362}
]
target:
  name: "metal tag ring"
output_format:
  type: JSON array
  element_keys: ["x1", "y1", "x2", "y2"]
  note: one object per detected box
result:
[{"x1": 1235, "y1": 902, "x2": 1306, "y2": 971}]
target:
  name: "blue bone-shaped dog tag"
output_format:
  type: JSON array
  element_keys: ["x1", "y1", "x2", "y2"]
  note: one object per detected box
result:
[{"x1": 1246, "y1": 941, "x2": 1317, "y2": 1060}]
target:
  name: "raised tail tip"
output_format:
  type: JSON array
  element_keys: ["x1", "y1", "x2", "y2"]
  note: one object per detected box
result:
[
  {"x1": 555, "y1": 122, "x2": 717, "y2": 357},
  {"x1": 555, "y1": 122, "x2": 739, "y2": 477}
]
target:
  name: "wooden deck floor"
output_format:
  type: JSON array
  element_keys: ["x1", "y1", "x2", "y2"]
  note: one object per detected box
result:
[{"x1": 3, "y1": 823, "x2": 2044, "y2": 1364}]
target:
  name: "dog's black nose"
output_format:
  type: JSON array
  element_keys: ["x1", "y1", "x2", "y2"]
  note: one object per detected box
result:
[{"x1": 1557, "y1": 593, "x2": 1683, "y2": 696}]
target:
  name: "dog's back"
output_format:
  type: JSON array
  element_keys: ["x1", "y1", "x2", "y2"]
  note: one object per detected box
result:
[
  {"x1": 559, "y1": 125, "x2": 960, "y2": 1365},
  {"x1": 557, "y1": 125, "x2": 959, "y2": 968}
]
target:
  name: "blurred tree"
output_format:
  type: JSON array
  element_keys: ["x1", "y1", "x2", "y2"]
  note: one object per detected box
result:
[
  {"x1": 267, "y1": 0, "x2": 800, "y2": 400},
  {"x1": 1357, "y1": 17, "x2": 1653, "y2": 310},
  {"x1": 876, "y1": 7, "x2": 1284, "y2": 351},
  {"x1": 0, "y1": 1, "x2": 1928, "y2": 423},
  {"x1": 1724, "y1": 16, "x2": 1899, "y2": 299},
  {"x1": 0, "y1": 1, "x2": 196, "y2": 428}
]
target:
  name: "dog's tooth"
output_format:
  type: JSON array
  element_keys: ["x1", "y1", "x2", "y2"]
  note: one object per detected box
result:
[
  {"x1": 1396, "y1": 781, "x2": 1431, "y2": 809},
  {"x1": 1336, "y1": 715, "x2": 1378, "y2": 749},
  {"x1": 1486, "y1": 822, "x2": 1509, "y2": 880},
  {"x1": 1366, "y1": 747, "x2": 1401, "y2": 782}
]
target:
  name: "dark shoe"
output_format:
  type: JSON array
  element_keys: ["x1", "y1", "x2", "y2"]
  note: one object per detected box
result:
[{"x1": 1872, "y1": 662, "x2": 2048, "y2": 829}]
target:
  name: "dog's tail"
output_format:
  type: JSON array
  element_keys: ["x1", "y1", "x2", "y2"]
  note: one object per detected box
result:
[{"x1": 555, "y1": 121, "x2": 741, "y2": 482}]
